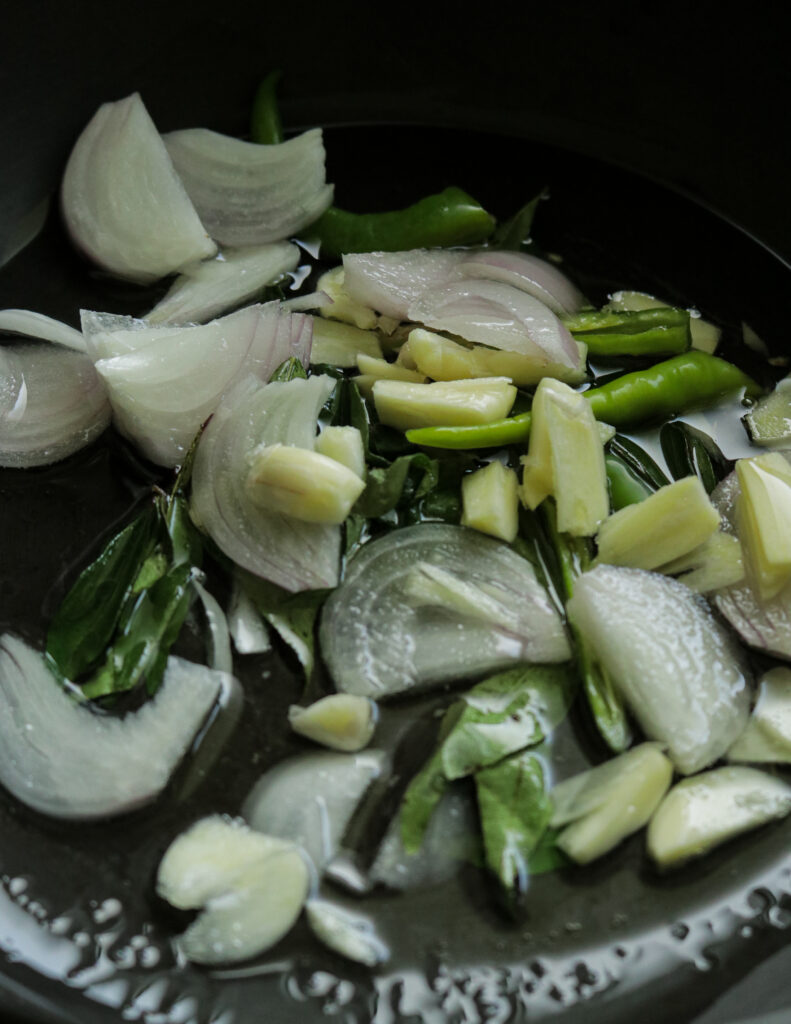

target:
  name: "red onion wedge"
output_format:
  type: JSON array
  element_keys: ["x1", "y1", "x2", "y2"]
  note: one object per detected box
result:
[
  {"x1": 341, "y1": 248, "x2": 584, "y2": 329},
  {"x1": 90, "y1": 303, "x2": 311, "y2": 467},
  {"x1": 408, "y1": 279, "x2": 580, "y2": 367},
  {"x1": 0, "y1": 343, "x2": 110, "y2": 468},
  {"x1": 319, "y1": 523, "x2": 570, "y2": 699},
  {"x1": 568, "y1": 564, "x2": 750, "y2": 774},
  {"x1": 460, "y1": 251, "x2": 585, "y2": 316},
  {"x1": 0, "y1": 309, "x2": 86, "y2": 352},
  {"x1": 164, "y1": 128, "x2": 333, "y2": 248},
  {"x1": 0, "y1": 635, "x2": 235, "y2": 820},
  {"x1": 190, "y1": 374, "x2": 341, "y2": 591},
  {"x1": 61, "y1": 93, "x2": 216, "y2": 283},
  {"x1": 711, "y1": 460, "x2": 791, "y2": 659},
  {"x1": 146, "y1": 242, "x2": 300, "y2": 325},
  {"x1": 342, "y1": 249, "x2": 464, "y2": 321}
]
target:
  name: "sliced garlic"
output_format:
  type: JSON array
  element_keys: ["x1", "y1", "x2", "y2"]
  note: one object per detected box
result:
[
  {"x1": 314, "y1": 425, "x2": 366, "y2": 479},
  {"x1": 246, "y1": 443, "x2": 365, "y2": 524},
  {"x1": 550, "y1": 743, "x2": 673, "y2": 864},
  {"x1": 305, "y1": 899, "x2": 389, "y2": 966},
  {"x1": 288, "y1": 694, "x2": 377, "y2": 752},
  {"x1": 647, "y1": 766, "x2": 791, "y2": 869},
  {"x1": 156, "y1": 814, "x2": 309, "y2": 964}
]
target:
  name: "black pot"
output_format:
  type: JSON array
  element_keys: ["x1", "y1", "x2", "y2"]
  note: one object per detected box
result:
[{"x1": 1, "y1": 7, "x2": 790, "y2": 1024}]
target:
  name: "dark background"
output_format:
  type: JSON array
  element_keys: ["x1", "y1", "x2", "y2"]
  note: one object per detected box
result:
[
  {"x1": 0, "y1": 3, "x2": 789, "y2": 264},
  {"x1": 1, "y1": 3, "x2": 790, "y2": 1023}
]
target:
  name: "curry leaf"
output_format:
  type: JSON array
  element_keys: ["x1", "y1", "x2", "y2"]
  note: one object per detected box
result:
[
  {"x1": 354, "y1": 453, "x2": 438, "y2": 519},
  {"x1": 441, "y1": 664, "x2": 577, "y2": 780},
  {"x1": 399, "y1": 701, "x2": 466, "y2": 854},
  {"x1": 492, "y1": 189, "x2": 547, "y2": 250},
  {"x1": 475, "y1": 751, "x2": 553, "y2": 899},
  {"x1": 270, "y1": 356, "x2": 308, "y2": 383},
  {"x1": 46, "y1": 506, "x2": 157, "y2": 680},
  {"x1": 659, "y1": 420, "x2": 732, "y2": 494},
  {"x1": 81, "y1": 562, "x2": 196, "y2": 699}
]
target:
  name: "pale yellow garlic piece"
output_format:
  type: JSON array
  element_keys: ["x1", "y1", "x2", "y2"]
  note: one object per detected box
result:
[
  {"x1": 356, "y1": 354, "x2": 427, "y2": 383},
  {"x1": 246, "y1": 444, "x2": 365, "y2": 524},
  {"x1": 315, "y1": 426, "x2": 366, "y2": 479},
  {"x1": 310, "y1": 316, "x2": 382, "y2": 367},
  {"x1": 520, "y1": 378, "x2": 608, "y2": 536},
  {"x1": 407, "y1": 327, "x2": 587, "y2": 387},
  {"x1": 545, "y1": 384, "x2": 608, "y2": 536},
  {"x1": 354, "y1": 351, "x2": 427, "y2": 399},
  {"x1": 736, "y1": 453, "x2": 791, "y2": 600},
  {"x1": 461, "y1": 461, "x2": 519, "y2": 542},
  {"x1": 595, "y1": 475, "x2": 720, "y2": 570},
  {"x1": 288, "y1": 694, "x2": 377, "y2": 752},
  {"x1": 647, "y1": 766, "x2": 791, "y2": 869},
  {"x1": 659, "y1": 531, "x2": 744, "y2": 593},
  {"x1": 156, "y1": 815, "x2": 309, "y2": 965},
  {"x1": 519, "y1": 379, "x2": 555, "y2": 510},
  {"x1": 395, "y1": 340, "x2": 419, "y2": 369},
  {"x1": 550, "y1": 743, "x2": 673, "y2": 865},
  {"x1": 372, "y1": 377, "x2": 516, "y2": 431},
  {"x1": 317, "y1": 266, "x2": 378, "y2": 329}
]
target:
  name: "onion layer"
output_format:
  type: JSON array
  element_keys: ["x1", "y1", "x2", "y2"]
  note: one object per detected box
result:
[
  {"x1": 243, "y1": 749, "x2": 387, "y2": 870},
  {"x1": 460, "y1": 251, "x2": 585, "y2": 316},
  {"x1": 0, "y1": 309, "x2": 87, "y2": 352},
  {"x1": 146, "y1": 242, "x2": 300, "y2": 325},
  {"x1": 90, "y1": 303, "x2": 311, "y2": 467},
  {"x1": 320, "y1": 523, "x2": 570, "y2": 699},
  {"x1": 407, "y1": 279, "x2": 579, "y2": 366},
  {"x1": 0, "y1": 343, "x2": 110, "y2": 468},
  {"x1": 568, "y1": 564, "x2": 750, "y2": 774},
  {"x1": 0, "y1": 636, "x2": 233, "y2": 820},
  {"x1": 164, "y1": 128, "x2": 333, "y2": 247},
  {"x1": 190, "y1": 374, "x2": 341, "y2": 591},
  {"x1": 712, "y1": 463, "x2": 791, "y2": 658},
  {"x1": 61, "y1": 93, "x2": 216, "y2": 283}
]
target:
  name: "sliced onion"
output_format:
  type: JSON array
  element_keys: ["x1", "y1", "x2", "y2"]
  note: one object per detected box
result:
[
  {"x1": 243, "y1": 749, "x2": 387, "y2": 870},
  {"x1": 190, "y1": 374, "x2": 341, "y2": 591},
  {"x1": 0, "y1": 343, "x2": 110, "y2": 468},
  {"x1": 164, "y1": 127, "x2": 333, "y2": 247},
  {"x1": 61, "y1": 93, "x2": 215, "y2": 283},
  {"x1": 146, "y1": 242, "x2": 300, "y2": 325},
  {"x1": 319, "y1": 523, "x2": 570, "y2": 700},
  {"x1": 342, "y1": 249, "x2": 464, "y2": 321},
  {"x1": 81, "y1": 310, "x2": 173, "y2": 360},
  {"x1": 0, "y1": 636, "x2": 231, "y2": 820},
  {"x1": 408, "y1": 279, "x2": 579, "y2": 366},
  {"x1": 192, "y1": 578, "x2": 233, "y2": 675},
  {"x1": 228, "y1": 578, "x2": 271, "y2": 655},
  {"x1": 568, "y1": 564, "x2": 751, "y2": 774},
  {"x1": 459, "y1": 251, "x2": 585, "y2": 316},
  {"x1": 91, "y1": 303, "x2": 311, "y2": 467},
  {"x1": 712, "y1": 463, "x2": 791, "y2": 658},
  {"x1": 0, "y1": 309, "x2": 86, "y2": 351}
]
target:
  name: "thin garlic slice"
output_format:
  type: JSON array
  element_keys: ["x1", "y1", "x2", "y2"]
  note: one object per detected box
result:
[
  {"x1": 306, "y1": 899, "x2": 389, "y2": 966},
  {"x1": 647, "y1": 766, "x2": 791, "y2": 869},
  {"x1": 288, "y1": 694, "x2": 377, "y2": 752}
]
